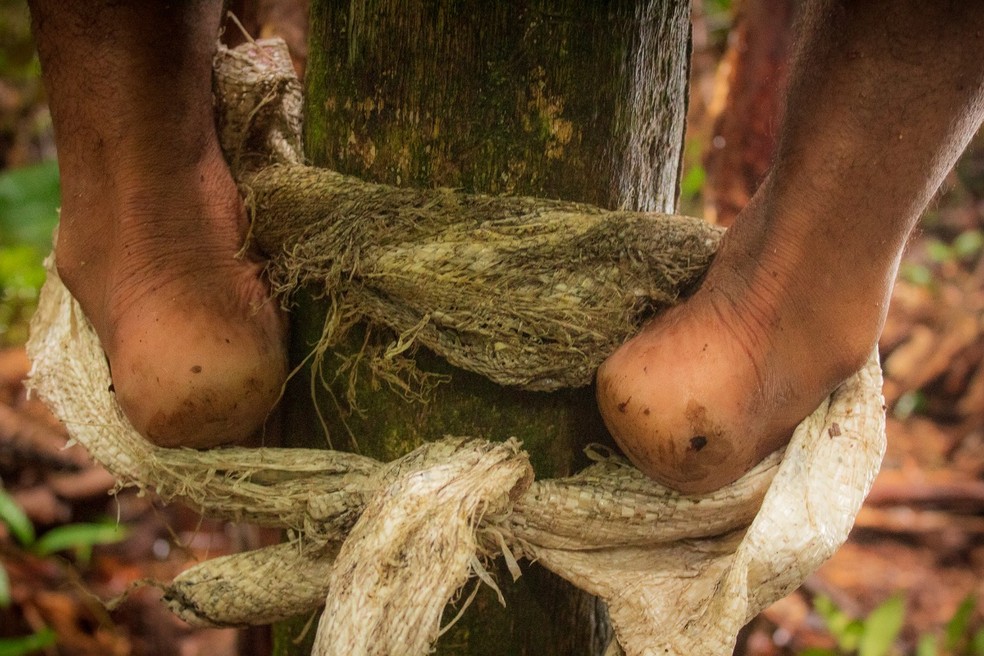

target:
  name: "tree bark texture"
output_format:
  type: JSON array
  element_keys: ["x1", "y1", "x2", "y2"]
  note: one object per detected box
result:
[{"x1": 272, "y1": 2, "x2": 691, "y2": 654}]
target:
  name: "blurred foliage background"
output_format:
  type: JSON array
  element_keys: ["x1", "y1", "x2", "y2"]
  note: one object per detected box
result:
[
  {"x1": 1, "y1": 0, "x2": 983, "y2": 654},
  {"x1": 0, "y1": 0, "x2": 58, "y2": 347}
]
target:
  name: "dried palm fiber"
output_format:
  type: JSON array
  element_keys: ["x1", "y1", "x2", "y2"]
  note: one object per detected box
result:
[
  {"x1": 25, "y1": 38, "x2": 887, "y2": 656},
  {"x1": 218, "y1": 36, "x2": 721, "y2": 391},
  {"x1": 27, "y1": 267, "x2": 885, "y2": 654},
  {"x1": 246, "y1": 167, "x2": 722, "y2": 390}
]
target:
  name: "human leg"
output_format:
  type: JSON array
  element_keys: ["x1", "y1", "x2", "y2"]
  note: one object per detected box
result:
[
  {"x1": 29, "y1": 0, "x2": 287, "y2": 448},
  {"x1": 597, "y1": 0, "x2": 984, "y2": 492}
]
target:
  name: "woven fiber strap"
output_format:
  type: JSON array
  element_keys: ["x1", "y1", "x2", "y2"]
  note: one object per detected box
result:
[{"x1": 28, "y1": 259, "x2": 884, "y2": 655}]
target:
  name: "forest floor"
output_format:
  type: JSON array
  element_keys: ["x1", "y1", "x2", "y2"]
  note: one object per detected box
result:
[{"x1": 2, "y1": 1, "x2": 983, "y2": 654}]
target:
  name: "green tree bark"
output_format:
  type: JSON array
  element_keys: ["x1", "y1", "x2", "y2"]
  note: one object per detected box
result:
[{"x1": 272, "y1": 2, "x2": 691, "y2": 654}]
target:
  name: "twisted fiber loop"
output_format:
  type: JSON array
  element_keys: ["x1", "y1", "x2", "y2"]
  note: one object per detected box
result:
[
  {"x1": 216, "y1": 39, "x2": 722, "y2": 393},
  {"x1": 28, "y1": 252, "x2": 884, "y2": 656}
]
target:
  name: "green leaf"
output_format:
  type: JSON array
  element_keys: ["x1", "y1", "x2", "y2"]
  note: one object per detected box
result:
[
  {"x1": 814, "y1": 595, "x2": 864, "y2": 651},
  {"x1": 953, "y1": 230, "x2": 984, "y2": 260},
  {"x1": 925, "y1": 239, "x2": 954, "y2": 264},
  {"x1": 944, "y1": 595, "x2": 975, "y2": 651},
  {"x1": 0, "y1": 244, "x2": 47, "y2": 295},
  {"x1": 0, "y1": 161, "x2": 61, "y2": 252},
  {"x1": 900, "y1": 262, "x2": 934, "y2": 287},
  {"x1": 798, "y1": 649, "x2": 839, "y2": 656},
  {"x1": 0, "y1": 563, "x2": 10, "y2": 609},
  {"x1": 841, "y1": 620, "x2": 865, "y2": 652},
  {"x1": 893, "y1": 390, "x2": 927, "y2": 421},
  {"x1": 0, "y1": 486, "x2": 35, "y2": 546},
  {"x1": 0, "y1": 628, "x2": 57, "y2": 656},
  {"x1": 679, "y1": 164, "x2": 706, "y2": 199},
  {"x1": 33, "y1": 521, "x2": 128, "y2": 562},
  {"x1": 858, "y1": 595, "x2": 905, "y2": 656},
  {"x1": 815, "y1": 595, "x2": 848, "y2": 635},
  {"x1": 973, "y1": 627, "x2": 984, "y2": 655},
  {"x1": 915, "y1": 633, "x2": 937, "y2": 656}
]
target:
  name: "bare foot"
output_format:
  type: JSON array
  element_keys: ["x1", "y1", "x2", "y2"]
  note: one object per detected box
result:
[
  {"x1": 598, "y1": 0, "x2": 984, "y2": 494},
  {"x1": 54, "y1": 147, "x2": 287, "y2": 448},
  {"x1": 31, "y1": 0, "x2": 287, "y2": 448},
  {"x1": 597, "y1": 190, "x2": 878, "y2": 493}
]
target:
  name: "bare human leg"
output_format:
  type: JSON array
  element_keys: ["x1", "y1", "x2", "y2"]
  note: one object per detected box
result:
[
  {"x1": 598, "y1": 1, "x2": 984, "y2": 492},
  {"x1": 29, "y1": 1, "x2": 287, "y2": 448}
]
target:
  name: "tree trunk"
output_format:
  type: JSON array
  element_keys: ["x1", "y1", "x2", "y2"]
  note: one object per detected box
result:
[{"x1": 272, "y1": 2, "x2": 691, "y2": 654}]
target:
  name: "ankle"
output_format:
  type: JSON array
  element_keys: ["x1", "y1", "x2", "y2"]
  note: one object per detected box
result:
[
  {"x1": 706, "y1": 201, "x2": 882, "y2": 386},
  {"x1": 54, "y1": 142, "x2": 249, "y2": 332}
]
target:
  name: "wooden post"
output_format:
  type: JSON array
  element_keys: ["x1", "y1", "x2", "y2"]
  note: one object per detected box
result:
[{"x1": 273, "y1": 2, "x2": 691, "y2": 653}]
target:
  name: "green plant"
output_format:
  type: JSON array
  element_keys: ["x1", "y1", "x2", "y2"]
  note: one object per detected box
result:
[
  {"x1": 913, "y1": 596, "x2": 984, "y2": 656},
  {"x1": 924, "y1": 230, "x2": 984, "y2": 265},
  {"x1": 0, "y1": 481, "x2": 128, "y2": 653},
  {"x1": 802, "y1": 594, "x2": 905, "y2": 656},
  {"x1": 893, "y1": 390, "x2": 928, "y2": 421},
  {"x1": 803, "y1": 593, "x2": 984, "y2": 656},
  {"x1": 0, "y1": 629, "x2": 56, "y2": 656},
  {"x1": 899, "y1": 262, "x2": 936, "y2": 289},
  {"x1": 0, "y1": 160, "x2": 61, "y2": 249},
  {"x1": 680, "y1": 162, "x2": 707, "y2": 202},
  {"x1": 677, "y1": 135, "x2": 709, "y2": 217},
  {"x1": 0, "y1": 159, "x2": 61, "y2": 346},
  {"x1": 897, "y1": 229, "x2": 984, "y2": 292}
]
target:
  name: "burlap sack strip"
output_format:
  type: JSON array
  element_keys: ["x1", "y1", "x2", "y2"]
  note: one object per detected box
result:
[{"x1": 27, "y1": 238, "x2": 885, "y2": 656}]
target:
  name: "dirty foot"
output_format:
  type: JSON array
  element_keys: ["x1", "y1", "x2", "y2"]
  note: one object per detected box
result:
[
  {"x1": 31, "y1": 0, "x2": 287, "y2": 448},
  {"x1": 598, "y1": 0, "x2": 984, "y2": 493},
  {"x1": 54, "y1": 146, "x2": 287, "y2": 448},
  {"x1": 597, "y1": 189, "x2": 881, "y2": 493}
]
